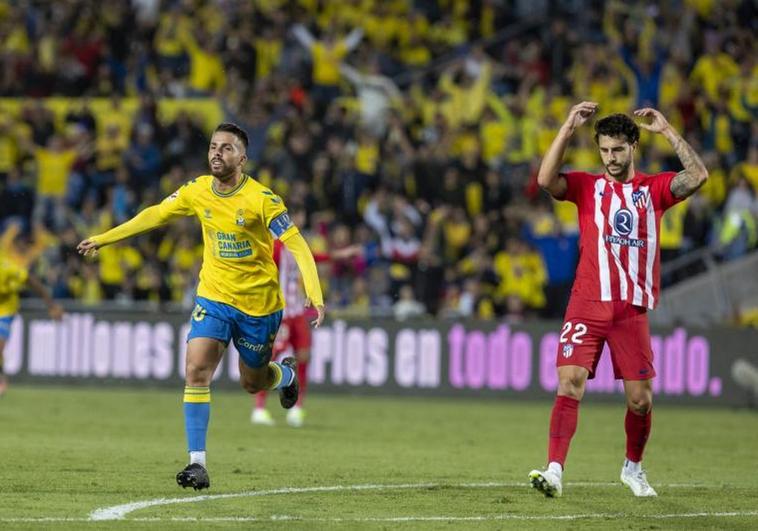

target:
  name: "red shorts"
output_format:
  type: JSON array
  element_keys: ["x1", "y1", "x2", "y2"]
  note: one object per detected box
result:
[
  {"x1": 273, "y1": 314, "x2": 312, "y2": 356},
  {"x1": 556, "y1": 297, "x2": 655, "y2": 380}
]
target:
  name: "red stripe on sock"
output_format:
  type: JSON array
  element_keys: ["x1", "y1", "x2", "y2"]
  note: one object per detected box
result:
[
  {"x1": 625, "y1": 408, "x2": 651, "y2": 462},
  {"x1": 548, "y1": 395, "x2": 580, "y2": 467}
]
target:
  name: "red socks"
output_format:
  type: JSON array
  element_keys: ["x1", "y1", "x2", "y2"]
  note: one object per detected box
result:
[
  {"x1": 296, "y1": 362, "x2": 308, "y2": 407},
  {"x1": 547, "y1": 397, "x2": 651, "y2": 467},
  {"x1": 625, "y1": 408, "x2": 652, "y2": 462},
  {"x1": 548, "y1": 395, "x2": 580, "y2": 466},
  {"x1": 255, "y1": 390, "x2": 267, "y2": 408}
]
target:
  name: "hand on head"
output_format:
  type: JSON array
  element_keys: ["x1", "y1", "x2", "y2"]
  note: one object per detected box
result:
[
  {"x1": 633, "y1": 108, "x2": 670, "y2": 134},
  {"x1": 565, "y1": 101, "x2": 599, "y2": 130}
]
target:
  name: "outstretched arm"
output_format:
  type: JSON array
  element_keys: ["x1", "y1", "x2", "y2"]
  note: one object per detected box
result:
[
  {"x1": 537, "y1": 101, "x2": 598, "y2": 199},
  {"x1": 280, "y1": 231, "x2": 325, "y2": 327},
  {"x1": 634, "y1": 108, "x2": 708, "y2": 198},
  {"x1": 76, "y1": 205, "x2": 173, "y2": 256}
]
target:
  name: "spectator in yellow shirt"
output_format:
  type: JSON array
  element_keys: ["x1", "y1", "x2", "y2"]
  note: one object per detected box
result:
[
  {"x1": 292, "y1": 23, "x2": 363, "y2": 115},
  {"x1": 94, "y1": 124, "x2": 127, "y2": 193},
  {"x1": 254, "y1": 26, "x2": 283, "y2": 81},
  {"x1": 26, "y1": 135, "x2": 78, "y2": 230},
  {"x1": 689, "y1": 31, "x2": 739, "y2": 102},
  {"x1": 181, "y1": 29, "x2": 227, "y2": 95},
  {"x1": 732, "y1": 145, "x2": 758, "y2": 192},
  {"x1": 493, "y1": 238, "x2": 547, "y2": 312},
  {"x1": 154, "y1": 6, "x2": 190, "y2": 74}
]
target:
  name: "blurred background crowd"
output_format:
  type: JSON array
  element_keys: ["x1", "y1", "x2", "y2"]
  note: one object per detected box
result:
[{"x1": 0, "y1": 0, "x2": 756, "y2": 321}]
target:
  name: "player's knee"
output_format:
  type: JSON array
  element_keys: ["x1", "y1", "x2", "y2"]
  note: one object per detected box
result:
[
  {"x1": 185, "y1": 362, "x2": 213, "y2": 386},
  {"x1": 627, "y1": 394, "x2": 652, "y2": 415},
  {"x1": 557, "y1": 375, "x2": 585, "y2": 399}
]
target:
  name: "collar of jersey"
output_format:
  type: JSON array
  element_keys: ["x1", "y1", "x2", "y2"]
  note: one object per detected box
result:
[
  {"x1": 603, "y1": 170, "x2": 649, "y2": 185},
  {"x1": 212, "y1": 173, "x2": 249, "y2": 197}
]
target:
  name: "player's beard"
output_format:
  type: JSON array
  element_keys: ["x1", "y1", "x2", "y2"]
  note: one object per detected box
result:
[
  {"x1": 605, "y1": 159, "x2": 631, "y2": 181},
  {"x1": 210, "y1": 159, "x2": 235, "y2": 180}
]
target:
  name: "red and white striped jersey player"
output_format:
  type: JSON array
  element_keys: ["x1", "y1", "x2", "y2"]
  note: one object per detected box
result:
[
  {"x1": 528, "y1": 103, "x2": 708, "y2": 498},
  {"x1": 252, "y1": 238, "x2": 314, "y2": 428}
]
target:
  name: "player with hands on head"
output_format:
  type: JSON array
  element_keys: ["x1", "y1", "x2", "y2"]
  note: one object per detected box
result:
[
  {"x1": 78, "y1": 122, "x2": 325, "y2": 491},
  {"x1": 528, "y1": 102, "x2": 707, "y2": 498}
]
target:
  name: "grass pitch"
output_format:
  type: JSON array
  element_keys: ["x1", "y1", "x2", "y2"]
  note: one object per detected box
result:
[{"x1": 0, "y1": 385, "x2": 756, "y2": 529}]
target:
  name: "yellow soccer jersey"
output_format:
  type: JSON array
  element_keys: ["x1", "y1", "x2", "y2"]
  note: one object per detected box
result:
[
  {"x1": 0, "y1": 226, "x2": 29, "y2": 317},
  {"x1": 157, "y1": 174, "x2": 296, "y2": 316},
  {"x1": 0, "y1": 258, "x2": 27, "y2": 317}
]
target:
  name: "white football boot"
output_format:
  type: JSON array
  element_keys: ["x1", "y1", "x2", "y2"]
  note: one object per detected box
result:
[
  {"x1": 529, "y1": 467, "x2": 563, "y2": 497},
  {"x1": 620, "y1": 461, "x2": 658, "y2": 497},
  {"x1": 251, "y1": 408, "x2": 275, "y2": 426},
  {"x1": 286, "y1": 406, "x2": 305, "y2": 428}
]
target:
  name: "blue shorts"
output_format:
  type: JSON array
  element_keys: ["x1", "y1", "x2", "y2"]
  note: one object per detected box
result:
[
  {"x1": 187, "y1": 297, "x2": 282, "y2": 368},
  {"x1": 0, "y1": 315, "x2": 14, "y2": 341}
]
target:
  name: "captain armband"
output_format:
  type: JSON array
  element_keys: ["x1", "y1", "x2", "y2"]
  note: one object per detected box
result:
[{"x1": 268, "y1": 212, "x2": 293, "y2": 239}]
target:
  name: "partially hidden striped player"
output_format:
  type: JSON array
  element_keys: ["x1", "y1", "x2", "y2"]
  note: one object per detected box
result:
[
  {"x1": 0, "y1": 223, "x2": 63, "y2": 395},
  {"x1": 529, "y1": 103, "x2": 708, "y2": 498},
  {"x1": 77, "y1": 123, "x2": 325, "y2": 491},
  {"x1": 251, "y1": 232, "x2": 312, "y2": 428},
  {"x1": 251, "y1": 215, "x2": 362, "y2": 429}
]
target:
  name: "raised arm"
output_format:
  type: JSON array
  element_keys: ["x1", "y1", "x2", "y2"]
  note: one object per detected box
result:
[
  {"x1": 292, "y1": 24, "x2": 315, "y2": 50},
  {"x1": 634, "y1": 108, "x2": 708, "y2": 198},
  {"x1": 342, "y1": 27, "x2": 364, "y2": 52},
  {"x1": 537, "y1": 101, "x2": 598, "y2": 199}
]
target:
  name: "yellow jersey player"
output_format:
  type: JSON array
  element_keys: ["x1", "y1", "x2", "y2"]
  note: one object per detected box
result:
[
  {"x1": 0, "y1": 223, "x2": 63, "y2": 395},
  {"x1": 77, "y1": 123, "x2": 325, "y2": 490}
]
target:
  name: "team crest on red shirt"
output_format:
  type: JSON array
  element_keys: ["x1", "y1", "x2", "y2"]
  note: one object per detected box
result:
[
  {"x1": 562, "y1": 344, "x2": 574, "y2": 358},
  {"x1": 632, "y1": 190, "x2": 649, "y2": 209}
]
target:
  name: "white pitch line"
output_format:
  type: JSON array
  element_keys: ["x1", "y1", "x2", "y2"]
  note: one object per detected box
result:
[
  {"x1": 3, "y1": 511, "x2": 758, "y2": 524},
  {"x1": 89, "y1": 481, "x2": 722, "y2": 521},
  {"x1": 89, "y1": 482, "x2": 438, "y2": 520}
]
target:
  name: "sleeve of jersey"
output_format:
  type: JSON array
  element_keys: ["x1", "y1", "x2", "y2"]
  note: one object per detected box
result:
[
  {"x1": 652, "y1": 171, "x2": 684, "y2": 211},
  {"x1": 280, "y1": 231, "x2": 324, "y2": 308},
  {"x1": 91, "y1": 189, "x2": 193, "y2": 246},
  {"x1": 262, "y1": 191, "x2": 296, "y2": 240},
  {"x1": 558, "y1": 171, "x2": 583, "y2": 204}
]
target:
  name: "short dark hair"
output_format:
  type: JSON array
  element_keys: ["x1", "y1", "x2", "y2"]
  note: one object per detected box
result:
[
  {"x1": 594, "y1": 113, "x2": 639, "y2": 145},
  {"x1": 214, "y1": 122, "x2": 249, "y2": 148}
]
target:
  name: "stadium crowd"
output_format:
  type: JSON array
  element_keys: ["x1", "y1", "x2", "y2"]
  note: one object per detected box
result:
[{"x1": 0, "y1": 0, "x2": 756, "y2": 321}]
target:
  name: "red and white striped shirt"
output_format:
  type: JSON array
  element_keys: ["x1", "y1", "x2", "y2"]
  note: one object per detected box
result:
[
  {"x1": 561, "y1": 170, "x2": 683, "y2": 309},
  {"x1": 273, "y1": 240, "x2": 306, "y2": 317}
]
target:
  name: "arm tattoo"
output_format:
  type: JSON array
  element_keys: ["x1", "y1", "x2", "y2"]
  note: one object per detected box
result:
[{"x1": 667, "y1": 131, "x2": 708, "y2": 199}]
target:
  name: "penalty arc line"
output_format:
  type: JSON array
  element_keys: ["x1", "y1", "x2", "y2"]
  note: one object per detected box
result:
[{"x1": 89, "y1": 481, "x2": 734, "y2": 521}]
